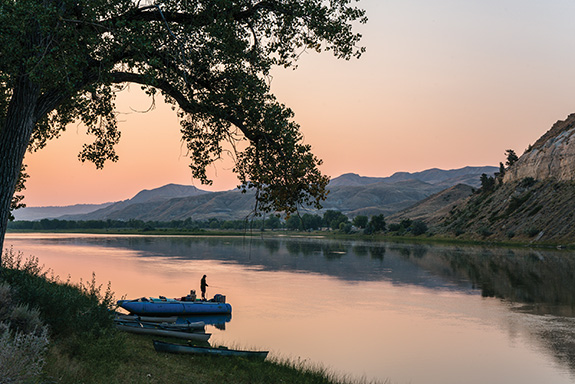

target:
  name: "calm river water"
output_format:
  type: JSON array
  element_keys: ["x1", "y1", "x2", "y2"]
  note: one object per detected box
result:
[{"x1": 4, "y1": 233, "x2": 575, "y2": 384}]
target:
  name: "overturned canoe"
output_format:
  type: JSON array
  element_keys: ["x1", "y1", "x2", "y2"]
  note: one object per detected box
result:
[
  {"x1": 118, "y1": 297, "x2": 232, "y2": 316},
  {"x1": 153, "y1": 340, "x2": 269, "y2": 360},
  {"x1": 116, "y1": 314, "x2": 178, "y2": 323},
  {"x1": 113, "y1": 319, "x2": 206, "y2": 332},
  {"x1": 115, "y1": 323, "x2": 211, "y2": 342}
]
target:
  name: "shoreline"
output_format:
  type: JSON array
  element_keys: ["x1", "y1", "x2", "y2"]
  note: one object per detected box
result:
[{"x1": 7, "y1": 227, "x2": 575, "y2": 250}]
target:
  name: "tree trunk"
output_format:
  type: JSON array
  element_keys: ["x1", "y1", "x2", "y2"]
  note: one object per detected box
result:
[{"x1": 0, "y1": 76, "x2": 40, "y2": 263}]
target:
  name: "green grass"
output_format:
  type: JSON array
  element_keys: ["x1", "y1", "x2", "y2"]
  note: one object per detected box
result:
[{"x1": 44, "y1": 333, "x2": 359, "y2": 384}]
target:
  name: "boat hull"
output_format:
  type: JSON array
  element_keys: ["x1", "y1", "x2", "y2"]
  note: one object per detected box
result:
[
  {"x1": 153, "y1": 340, "x2": 268, "y2": 360},
  {"x1": 115, "y1": 324, "x2": 211, "y2": 342},
  {"x1": 118, "y1": 299, "x2": 232, "y2": 315},
  {"x1": 116, "y1": 314, "x2": 178, "y2": 323}
]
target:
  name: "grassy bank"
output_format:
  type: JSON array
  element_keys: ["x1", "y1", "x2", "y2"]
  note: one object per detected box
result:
[
  {"x1": 8, "y1": 225, "x2": 566, "y2": 246},
  {"x1": 0, "y1": 248, "x2": 375, "y2": 384}
]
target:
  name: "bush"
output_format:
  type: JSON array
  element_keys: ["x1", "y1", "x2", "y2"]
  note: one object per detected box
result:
[
  {"x1": 9, "y1": 304, "x2": 44, "y2": 335},
  {"x1": 0, "y1": 281, "x2": 50, "y2": 384},
  {"x1": 0, "y1": 323, "x2": 49, "y2": 384},
  {"x1": 478, "y1": 227, "x2": 493, "y2": 238},
  {"x1": 519, "y1": 177, "x2": 536, "y2": 188},
  {"x1": 525, "y1": 228, "x2": 540, "y2": 238},
  {"x1": 1, "y1": 248, "x2": 115, "y2": 338},
  {"x1": 411, "y1": 220, "x2": 428, "y2": 236},
  {"x1": 0, "y1": 282, "x2": 13, "y2": 319}
]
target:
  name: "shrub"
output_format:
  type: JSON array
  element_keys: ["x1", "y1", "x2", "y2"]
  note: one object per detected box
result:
[
  {"x1": 0, "y1": 323, "x2": 49, "y2": 384},
  {"x1": 0, "y1": 282, "x2": 13, "y2": 319},
  {"x1": 411, "y1": 220, "x2": 428, "y2": 236},
  {"x1": 525, "y1": 228, "x2": 540, "y2": 238},
  {"x1": 1, "y1": 248, "x2": 115, "y2": 338},
  {"x1": 478, "y1": 227, "x2": 493, "y2": 238},
  {"x1": 519, "y1": 177, "x2": 536, "y2": 188},
  {"x1": 9, "y1": 304, "x2": 44, "y2": 335}
]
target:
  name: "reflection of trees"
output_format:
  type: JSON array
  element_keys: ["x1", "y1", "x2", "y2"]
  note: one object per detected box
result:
[
  {"x1": 415, "y1": 247, "x2": 575, "y2": 313},
  {"x1": 412, "y1": 245, "x2": 428, "y2": 259},
  {"x1": 285, "y1": 241, "x2": 325, "y2": 256},
  {"x1": 283, "y1": 240, "x2": 349, "y2": 259},
  {"x1": 352, "y1": 245, "x2": 369, "y2": 257},
  {"x1": 262, "y1": 239, "x2": 280, "y2": 255},
  {"x1": 369, "y1": 247, "x2": 385, "y2": 260},
  {"x1": 322, "y1": 243, "x2": 347, "y2": 260}
]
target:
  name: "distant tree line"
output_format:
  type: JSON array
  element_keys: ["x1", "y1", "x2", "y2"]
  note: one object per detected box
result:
[{"x1": 8, "y1": 210, "x2": 431, "y2": 236}]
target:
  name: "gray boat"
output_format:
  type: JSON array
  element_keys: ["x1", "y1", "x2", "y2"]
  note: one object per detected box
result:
[
  {"x1": 115, "y1": 323, "x2": 211, "y2": 342},
  {"x1": 153, "y1": 340, "x2": 269, "y2": 360}
]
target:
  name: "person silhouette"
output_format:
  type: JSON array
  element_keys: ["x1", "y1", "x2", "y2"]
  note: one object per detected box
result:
[{"x1": 200, "y1": 275, "x2": 208, "y2": 300}]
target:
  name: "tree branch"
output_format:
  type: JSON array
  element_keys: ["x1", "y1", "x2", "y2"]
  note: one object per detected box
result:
[
  {"x1": 108, "y1": 71, "x2": 258, "y2": 142},
  {"x1": 105, "y1": 1, "x2": 285, "y2": 28}
]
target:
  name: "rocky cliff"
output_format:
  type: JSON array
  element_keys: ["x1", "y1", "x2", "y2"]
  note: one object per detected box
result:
[
  {"x1": 504, "y1": 114, "x2": 575, "y2": 182},
  {"x1": 430, "y1": 113, "x2": 575, "y2": 244}
]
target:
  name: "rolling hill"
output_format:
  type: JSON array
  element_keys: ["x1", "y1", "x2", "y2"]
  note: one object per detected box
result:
[{"x1": 13, "y1": 166, "x2": 497, "y2": 222}]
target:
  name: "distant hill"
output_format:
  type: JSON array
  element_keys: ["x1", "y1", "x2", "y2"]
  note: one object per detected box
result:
[
  {"x1": 57, "y1": 183, "x2": 212, "y2": 221},
  {"x1": 12, "y1": 203, "x2": 114, "y2": 221},
  {"x1": 388, "y1": 184, "x2": 474, "y2": 224},
  {"x1": 128, "y1": 184, "x2": 209, "y2": 204},
  {"x1": 14, "y1": 166, "x2": 497, "y2": 222},
  {"x1": 322, "y1": 179, "x2": 447, "y2": 217},
  {"x1": 329, "y1": 166, "x2": 497, "y2": 189},
  {"x1": 65, "y1": 190, "x2": 257, "y2": 222}
]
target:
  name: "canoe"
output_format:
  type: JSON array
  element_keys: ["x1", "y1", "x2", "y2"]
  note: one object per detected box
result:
[
  {"x1": 116, "y1": 314, "x2": 178, "y2": 323},
  {"x1": 115, "y1": 323, "x2": 211, "y2": 342},
  {"x1": 113, "y1": 319, "x2": 206, "y2": 332},
  {"x1": 153, "y1": 340, "x2": 269, "y2": 360},
  {"x1": 117, "y1": 297, "x2": 232, "y2": 315}
]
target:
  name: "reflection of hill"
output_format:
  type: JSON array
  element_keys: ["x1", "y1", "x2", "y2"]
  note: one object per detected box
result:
[{"x1": 402, "y1": 245, "x2": 575, "y2": 315}]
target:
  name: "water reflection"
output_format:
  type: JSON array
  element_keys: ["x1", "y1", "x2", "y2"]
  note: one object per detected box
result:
[
  {"x1": 180, "y1": 314, "x2": 232, "y2": 331},
  {"x1": 17, "y1": 235, "x2": 575, "y2": 311},
  {"x1": 6, "y1": 233, "x2": 575, "y2": 383}
]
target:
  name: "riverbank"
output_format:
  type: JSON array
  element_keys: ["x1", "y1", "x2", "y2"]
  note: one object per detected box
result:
[
  {"x1": 8, "y1": 226, "x2": 575, "y2": 250},
  {"x1": 0, "y1": 248, "x2": 375, "y2": 384},
  {"x1": 45, "y1": 332, "x2": 359, "y2": 384}
]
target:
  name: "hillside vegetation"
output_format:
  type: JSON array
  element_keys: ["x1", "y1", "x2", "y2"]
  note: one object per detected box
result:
[{"x1": 432, "y1": 178, "x2": 575, "y2": 244}]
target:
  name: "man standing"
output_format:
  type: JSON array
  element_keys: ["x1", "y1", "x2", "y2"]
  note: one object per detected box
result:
[{"x1": 200, "y1": 275, "x2": 208, "y2": 300}]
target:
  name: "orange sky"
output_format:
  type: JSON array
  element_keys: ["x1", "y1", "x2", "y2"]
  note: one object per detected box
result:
[{"x1": 22, "y1": 0, "x2": 575, "y2": 206}]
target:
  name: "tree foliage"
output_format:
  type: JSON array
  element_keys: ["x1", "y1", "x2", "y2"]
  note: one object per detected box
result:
[
  {"x1": 368, "y1": 214, "x2": 385, "y2": 232},
  {"x1": 0, "y1": 0, "x2": 367, "y2": 251},
  {"x1": 505, "y1": 149, "x2": 519, "y2": 168},
  {"x1": 352, "y1": 215, "x2": 368, "y2": 229}
]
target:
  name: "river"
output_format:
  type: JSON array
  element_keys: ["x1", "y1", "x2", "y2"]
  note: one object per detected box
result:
[{"x1": 4, "y1": 233, "x2": 575, "y2": 384}]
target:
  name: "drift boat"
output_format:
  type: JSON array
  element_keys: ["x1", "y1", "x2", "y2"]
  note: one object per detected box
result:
[
  {"x1": 117, "y1": 294, "x2": 231, "y2": 316},
  {"x1": 153, "y1": 340, "x2": 269, "y2": 360}
]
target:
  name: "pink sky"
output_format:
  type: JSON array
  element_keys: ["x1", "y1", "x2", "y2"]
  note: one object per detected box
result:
[{"x1": 22, "y1": 0, "x2": 575, "y2": 206}]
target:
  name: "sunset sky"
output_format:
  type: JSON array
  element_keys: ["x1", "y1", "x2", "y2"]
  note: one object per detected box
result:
[{"x1": 22, "y1": 0, "x2": 575, "y2": 207}]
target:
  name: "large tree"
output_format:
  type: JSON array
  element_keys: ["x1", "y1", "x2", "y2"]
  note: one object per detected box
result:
[{"x1": 0, "y1": 0, "x2": 366, "y2": 254}]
